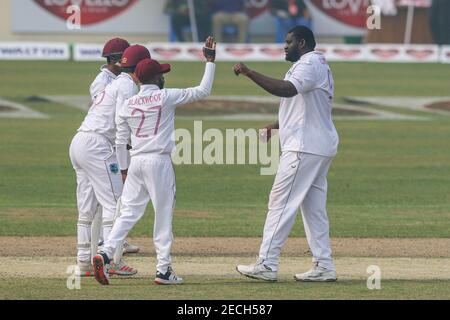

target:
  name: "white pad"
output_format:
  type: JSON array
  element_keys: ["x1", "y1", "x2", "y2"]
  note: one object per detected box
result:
[
  {"x1": 90, "y1": 205, "x2": 102, "y2": 260},
  {"x1": 113, "y1": 197, "x2": 124, "y2": 264}
]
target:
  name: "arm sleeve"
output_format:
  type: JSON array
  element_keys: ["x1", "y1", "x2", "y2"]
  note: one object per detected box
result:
[
  {"x1": 115, "y1": 84, "x2": 136, "y2": 168},
  {"x1": 286, "y1": 61, "x2": 318, "y2": 94},
  {"x1": 115, "y1": 82, "x2": 137, "y2": 124},
  {"x1": 115, "y1": 111, "x2": 131, "y2": 171},
  {"x1": 89, "y1": 73, "x2": 104, "y2": 99},
  {"x1": 165, "y1": 62, "x2": 216, "y2": 108},
  {"x1": 89, "y1": 83, "x2": 99, "y2": 100}
]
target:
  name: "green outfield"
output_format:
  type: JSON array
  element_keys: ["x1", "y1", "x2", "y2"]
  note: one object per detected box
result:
[
  {"x1": 1, "y1": 61, "x2": 449, "y2": 237},
  {"x1": 1, "y1": 61, "x2": 450, "y2": 299}
]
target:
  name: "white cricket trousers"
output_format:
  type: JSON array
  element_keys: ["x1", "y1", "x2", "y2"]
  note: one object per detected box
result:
[
  {"x1": 69, "y1": 132, "x2": 122, "y2": 263},
  {"x1": 103, "y1": 154, "x2": 176, "y2": 274},
  {"x1": 259, "y1": 151, "x2": 335, "y2": 271}
]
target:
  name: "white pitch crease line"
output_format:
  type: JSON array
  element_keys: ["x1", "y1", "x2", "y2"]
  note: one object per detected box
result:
[{"x1": 0, "y1": 98, "x2": 49, "y2": 119}]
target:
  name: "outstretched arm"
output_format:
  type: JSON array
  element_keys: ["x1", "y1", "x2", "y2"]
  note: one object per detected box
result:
[
  {"x1": 166, "y1": 36, "x2": 217, "y2": 107},
  {"x1": 233, "y1": 62, "x2": 297, "y2": 98}
]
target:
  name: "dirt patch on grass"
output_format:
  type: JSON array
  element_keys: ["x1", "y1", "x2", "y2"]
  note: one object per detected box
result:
[
  {"x1": 178, "y1": 99, "x2": 373, "y2": 117},
  {"x1": 333, "y1": 107, "x2": 374, "y2": 116},
  {"x1": 0, "y1": 105, "x2": 15, "y2": 112},
  {"x1": 26, "y1": 96, "x2": 51, "y2": 103},
  {"x1": 1, "y1": 208, "x2": 77, "y2": 216},
  {"x1": 425, "y1": 101, "x2": 450, "y2": 112},
  {"x1": 180, "y1": 99, "x2": 278, "y2": 115},
  {"x1": 1, "y1": 237, "x2": 449, "y2": 258},
  {"x1": 0, "y1": 98, "x2": 49, "y2": 119},
  {"x1": 1, "y1": 208, "x2": 76, "y2": 222}
]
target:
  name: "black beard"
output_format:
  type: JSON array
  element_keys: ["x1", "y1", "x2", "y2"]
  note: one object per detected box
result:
[{"x1": 286, "y1": 51, "x2": 300, "y2": 63}]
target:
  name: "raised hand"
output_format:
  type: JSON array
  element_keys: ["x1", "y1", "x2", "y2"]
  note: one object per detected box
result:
[{"x1": 203, "y1": 36, "x2": 217, "y2": 63}]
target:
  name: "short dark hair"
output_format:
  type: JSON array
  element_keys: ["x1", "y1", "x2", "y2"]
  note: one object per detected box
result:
[
  {"x1": 288, "y1": 25, "x2": 316, "y2": 50},
  {"x1": 106, "y1": 53, "x2": 122, "y2": 64},
  {"x1": 121, "y1": 66, "x2": 136, "y2": 73}
]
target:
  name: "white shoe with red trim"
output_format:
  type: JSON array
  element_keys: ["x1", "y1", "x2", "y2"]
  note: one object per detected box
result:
[{"x1": 109, "y1": 260, "x2": 138, "y2": 277}]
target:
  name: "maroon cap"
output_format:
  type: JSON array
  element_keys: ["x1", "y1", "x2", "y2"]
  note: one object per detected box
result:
[
  {"x1": 121, "y1": 45, "x2": 151, "y2": 68},
  {"x1": 102, "y1": 38, "x2": 130, "y2": 58},
  {"x1": 135, "y1": 58, "x2": 171, "y2": 83}
]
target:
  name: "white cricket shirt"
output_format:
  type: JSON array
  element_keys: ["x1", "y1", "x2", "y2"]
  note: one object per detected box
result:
[
  {"x1": 78, "y1": 72, "x2": 138, "y2": 144},
  {"x1": 280, "y1": 51, "x2": 339, "y2": 157},
  {"x1": 89, "y1": 65, "x2": 117, "y2": 99},
  {"x1": 115, "y1": 62, "x2": 216, "y2": 170}
]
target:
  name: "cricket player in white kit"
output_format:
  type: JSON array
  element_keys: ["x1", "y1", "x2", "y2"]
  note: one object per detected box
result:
[
  {"x1": 69, "y1": 44, "x2": 151, "y2": 277},
  {"x1": 88, "y1": 38, "x2": 140, "y2": 262},
  {"x1": 92, "y1": 37, "x2": 217, "y2": 286},
  {"x1": 89, "y1": 38, "x2": 129, "y2": 99},
  {"x1": 234, "y1": 26, "x2": 339, "y2": 282},
  {"x1": 70, "y1": 38, "x2": 129, "y2": 277}
]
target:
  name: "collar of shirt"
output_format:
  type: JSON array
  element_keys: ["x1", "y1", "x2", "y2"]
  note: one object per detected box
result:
[
  {"x1": 116, "y1": 72, "x2": 135, "y2": 83},
  {"x1": 100, "y1": 65, "x2": 117, "y2": 79},
  {"x1": 139, "y1": 84, "x2": 160, "y2": 95},
  {"x1": 289, "y1": 51, "x2": 321, "y2": 70},
  {"x1": 300, "y1": 50, "x2": 322, "y2": 61}
]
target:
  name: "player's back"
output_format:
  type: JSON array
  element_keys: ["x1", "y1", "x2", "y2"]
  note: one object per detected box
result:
[
  {"x1": 78, "y1": 82, "x2": 118, "y2": 144},
  {"x1": 119, "y1": 85, "x2": 176, "y2": 156},
  {"x1": 79, "y1": 73, "x2": 138, "y2": 144},
  {"x1": 116, "y1": 61, "x2": 215, "y2": 158},
  {"x1": 89, "y1": 67, "x2": 117, "y2": 99}
]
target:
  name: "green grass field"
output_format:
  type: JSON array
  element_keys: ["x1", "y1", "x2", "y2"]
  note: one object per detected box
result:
[
  {"x1": 3, "y1": 278, "x2": 450, "y2": 300},
  {"x1": 1, "y1": 61, "x2": 450, "y2": 300},
  {"x1": 1, "y1": 61, "x2": 449, "y2": 238}
]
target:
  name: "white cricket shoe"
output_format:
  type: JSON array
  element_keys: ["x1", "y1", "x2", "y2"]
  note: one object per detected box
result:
[
  {"x1": 236, "y1": 259, "x2": 277, "y2": 282},
  {"x1": 109, "y1": 260, "x2": 138, "y2": 277},
  {"x1": 154, "y1": 266, "x2": 184, "y2": 285},
  {"x1": 76, "y1": 261, "x2": 94, "y2": 277},
  {"x1": 97, "y1": 240, "x2": 139, "y2": 254},
  {"x1": 294, "y1": 264, "x2": 337, "y2": 282},
  {"x1": 122, "y1": 241, "x2": 140, "y2": 254}
]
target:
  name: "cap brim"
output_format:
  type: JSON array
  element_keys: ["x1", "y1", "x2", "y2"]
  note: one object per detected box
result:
[{"x1": 160, "y1": 64, "x2": 171, "y2": 74}]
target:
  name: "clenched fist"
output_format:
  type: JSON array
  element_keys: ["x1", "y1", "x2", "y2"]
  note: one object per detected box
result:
[
  {"x1": 233, "y1": 62, "x2": 251, "y2": 76},
  {"x1": 259, "y1": 122, "x2": 279, "y2": 143}
]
